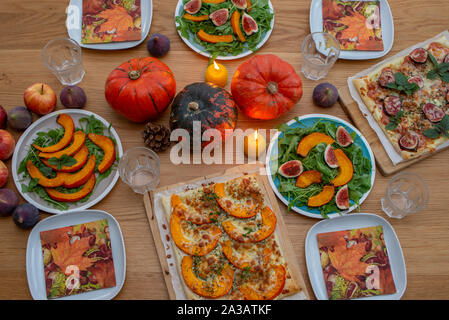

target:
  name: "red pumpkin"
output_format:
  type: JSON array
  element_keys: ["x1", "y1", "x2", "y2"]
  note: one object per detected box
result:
[
  {"x1": 105, "y1": 57, "x2": 176, "y2": 123},
  {"x1": 231, "y1": 54, "x2": 303, "y2": 120}
]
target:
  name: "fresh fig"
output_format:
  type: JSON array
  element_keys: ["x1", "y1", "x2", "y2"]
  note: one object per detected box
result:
[
  {"x1": 147, "y1": 33, "x2": 171, "y2": 58},
  {"x1": 60, "y1": 86, "x2": 87, "y2": 109},
  {"x1": 7, "y1": 106, "x2": 33, "y2": 131},
  {"x1": 324, "y1": 145, "x2": 339, "y2": 168},
  {"x1": 12, "y1": 203, "x2": 40, "y2": 229},
  {"x1": 184, "y1": 0, "x2": 202, "y2": 14},
  {"x1": 336, "y1": 126, "x2": 353, "y2": 147},
  {"x1": 313, "y1": 83, "x2": 339, "y2": 108},
  {"x1": 399, "y1": 130, "x2": 419, "y2": 151},
  {"x1": 210, "y1": 8, "x2": 229, "y2": 27},
  {"x1": 278, "y1": 160, "x2": 303, "y2": 178},
  {"x1": 231, "y1": 0, "x2": 247, "y2": 9},
  {"x1": 0, "y1": 189, "x2": 19, "y2": 217},
  {"x1": 335, "y1": 185, "x2": 349, "y2": 210},
  {"x1": 242, "y1": 13, "x2": 258, "y2": 36},
  {"x1": 0, "y1": 105, "x2": 7, "y2": 129}
]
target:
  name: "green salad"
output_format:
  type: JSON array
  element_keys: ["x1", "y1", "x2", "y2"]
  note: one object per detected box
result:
[
  {"x1": 17, "y1": 115, "x2": 118, "y2": 211},
  {"x1": 274, "y1": 119, "x2": 373, "y2": 218},
  {"x1": 176, "y1": 0, "x2": 274, "y2": 59}
]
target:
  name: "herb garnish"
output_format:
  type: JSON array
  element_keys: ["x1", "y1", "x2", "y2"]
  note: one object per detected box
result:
[
  {"x1": 386, "y1": 72, "x2": 420, "y2": 96},
  {"x1": 385, "y1": 110, "x2": 405, "y2": 131},
  {"x1": 47, "y1": 154, "x2": 77, "y2": 170},
  {"x1": 423, "y1": 114, "x2": 449, "y2": 139},
  {"x1": 427, "y1": 53, "x2": 449, "y2": 82}
]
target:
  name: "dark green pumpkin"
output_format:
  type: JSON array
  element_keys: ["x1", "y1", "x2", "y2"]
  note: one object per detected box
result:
[{"x1": 169, "y1": 82, "x2": 238, "y2": 147}]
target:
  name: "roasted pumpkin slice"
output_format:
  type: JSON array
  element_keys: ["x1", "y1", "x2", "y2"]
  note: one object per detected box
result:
[
  {"x1": 231, "y1": 11, "x2": 246, "y2": 42},
  {"x1": 33, "y1": 114, "x2": 74, "y2": 153},
  {"x1": 197, "y1": 29, "x2": 234, "y2": 43},
  {"x1": 181, "y1": 255, "x2": 234, "y2": 299},
  {"x1": 41, "y1": 145, "x2": 89, "y2": 173},
  {"x1": 170, "y1": 209, "x2": 221, "y2": 256},
  {"x1": 221, "y1": 239, "x2": 271, "y2": 271},
  {"x1": 240, "y1": 264, "x2": 286, "y2": 300},
  {"x1": 330, "y1": 149, "x2": 354, "y2": 187},
  {"x1": 63, "y1": 154, "x2": 96, "y2": 188},
  {"x1": 46, "y1": 174, "x2": 96, "y2": 202},
  {"x1": 171, "y1": 194, "x2": 214, "y2": 225},
  {"x1": 26, "y1": 161, "x2": 66, "y2": 188},
  {"x1": 203, "y1": 0, "x2": 226, "y2": 3},
  {"x1": 296, "y1": 170, "x2": 322, "y2": 188},
  {"x1": 183, "y1": 13, "x2": 209, "y2": 21},
  {"x1": 308, "y1": 185, "x2": 335, "y2": 207},
  {"x1": 214, "y1": 181, "x2": 261, "y2": 219},
  {"x1": 222, "y1": 206, "x2": 277, "y2": 243},
  {"x1": 297, "y1": 132, "x2": 335, "y2": 157},
  {"x1": 88, "y1": 133, "x2": 116, "y2": 174},
  {"x1": 38, "y1": 131, "x2": 86, "y2": 159}
]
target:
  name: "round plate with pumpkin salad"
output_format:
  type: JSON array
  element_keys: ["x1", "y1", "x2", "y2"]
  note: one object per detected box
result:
[
  {"x1": 175, "y1": 0, "x2": 274, "y2": 60},
  {"x1": 266, "y1": 115, "x2": 375, "y2": 219},
  {"x1": 12, "y1": 110, "x2": 123, "y2": 215}
]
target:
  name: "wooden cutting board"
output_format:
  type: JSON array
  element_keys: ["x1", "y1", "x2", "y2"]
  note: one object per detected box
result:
[
  {"x1": 142, "y1": 164, "x2": 311, "y2": 300},
  {"x1": 338, "y1": 86, "x2": 446, "y2": 176}
]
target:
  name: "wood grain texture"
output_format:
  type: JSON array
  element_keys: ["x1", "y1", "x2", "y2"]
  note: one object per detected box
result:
[{"x1": 0, "y1": 0, "x2": 448, "y2": 300}]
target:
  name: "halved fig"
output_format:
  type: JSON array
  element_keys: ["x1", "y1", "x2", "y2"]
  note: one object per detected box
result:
[
  {"x1": 308, "y1": 185, "x2": 335, "y2": 207},
  {"x1": 278, "y1": 160, "x2": 303, "y2": 178},
  {"x1": 210, "y1": 8, "x2": 229, "y2": 26},
  {"x1": 408, "y1": 76, "x2": 424, "y2": 89},
  {"x1": 297, "y1": 132, "x2": 335, "y2": 157},
  {"x1": 423, "y1": 103, "x2": 445, "y2": 123},
  {"x1": 181, "y1": 255, "x2": 234, "y2": 299},
  {"x1": 335, "y1": 185, "x2": 349, "y2": 210},
  {"x1": 330, "y1": 149, "x2": 354, "y2": 187},
  {"x1": 239, "y1": 265, "x2": 286, "y2": 300},
  {"x1": 184, "y1": 0, "x2": 202, "y2": 15},
  {"x1": 242, "y1": 13, "x2": 258, "y2": 36},
  {"x1": 399, "y1": 130, "x2": 419, "y2": 151},
  {"x1": 336, "y1": 126, "x2": 353, "y2": 147},
  {"x1": 222, "y1": 206, "x2": 277, "y2": 243},
  {"x1": 378, "y1": 68, "x2": 395, "y2": 88},
  {"x1": 383, "y1": 96, "x2": 402, "y2": 116},
  {"x1": 409, "y1": 48, "x2": 428, "y2": 64},
  {"x1": 324, "y1": 145, "x2": 339, "y2": 168},
  {"x1": 296, "y1": 170, "x2": 322, "y2": 188},
  {"x1": 231, "y1": 0, "x2": 247, "y2": 9}
]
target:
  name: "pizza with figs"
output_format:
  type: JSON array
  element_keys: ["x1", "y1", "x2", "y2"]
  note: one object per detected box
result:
[
  {"x1": 161, "y1": 174, "x2": 303, "y2": 300},
  {"x1": 353, "y1": 36, "x2": 449, "y2": 160}
]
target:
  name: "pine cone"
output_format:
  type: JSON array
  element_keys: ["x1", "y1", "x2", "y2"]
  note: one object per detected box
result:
[{"x1": 142, "y1": 122, "x2": 171, "y2": 152}]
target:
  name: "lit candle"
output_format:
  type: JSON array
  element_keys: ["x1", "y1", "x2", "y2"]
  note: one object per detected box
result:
[
  {"x1": 244, "y1": 130, "x2": 267, "y2": 160},
  {"x1": 205, "y1": 61, "x2": 228, "y2": 87}
]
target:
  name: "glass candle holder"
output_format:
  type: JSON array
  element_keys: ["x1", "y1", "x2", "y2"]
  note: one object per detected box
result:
[{"x1": 118, "y1": 147, "x2": 160, "y2": 194}]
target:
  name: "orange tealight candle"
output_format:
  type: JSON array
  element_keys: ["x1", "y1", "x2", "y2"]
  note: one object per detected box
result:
[
  {"x1": 244, "y1": 130, "x2": 267, "y2": 160},
  {"x1": 205, "y1": 61, "x2": 228, "y2": 87}
]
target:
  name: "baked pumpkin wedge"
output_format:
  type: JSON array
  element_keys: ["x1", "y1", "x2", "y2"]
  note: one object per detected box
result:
[
  {"x1": 63, "y1": 154, "x2": 96, "y2": 189},
  {"x1": 239, "y1": 264, "x2": 286, "y2": 300},
  {"x1": 171, "y1": 194, "x2": 214, "y2": 225},
  {"x1": 41, "y1": 145, "x2": 89, "y2": 173},
  {"x1": 308, "y1": 185, "x2": 335, "y2": 207},
  {"x1": 231, "y1": 11, "x2": 246, "y2": 43},
  {"x1": 222, "y1": 206, "x2": 277, "y2": 243},
  {"x1": 26, "y1": 161, "x2": 66, "y2": 188},
  {"x1": 33, "y1": 114, "x2": 74, "y2": 153},
  {"x1": 221, "y1": 239, "x2": 271, "y2": 271},
  {"x1": 297, "y1": 132, "x2": 335, "y2": 157},
  {"x1": 87, "y1": 133, "x2": 116, "y2": 174},
  {"x1": 38, "y1": 131, "x2": 86, "y2": 159},
  {"x1": 197, "y1": 29, "x2": 234, "y2": 44},
  {"x1": 214, "y1": 182, "x2": 260, "y2": 219},
  {"x1": 46, "y1": 174, "x2": 96, "y2": 202},
  {"x1": 183, "y1": 13, "x2": 209, "y2": 21},
  {"x1": 181, "y1": 255, "x2": 234, "y2": 299},
  {"x1": 170, "y1": 209, "x2": 222, "y2": 256},
  {"x1": 330, "y1": 149, "x2": 354, "y2": 187},
  {"x1": 295, "y1": 170, "x2": 322, "y2": 188}
]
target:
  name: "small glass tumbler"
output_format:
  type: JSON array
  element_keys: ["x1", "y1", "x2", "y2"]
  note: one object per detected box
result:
[
  {"x1": 118, "y1": 147, "x2": 161, "y2": 194},
  {"x1": 381, "y1": 172, "x2": 429, "y2": 219},
  {"x1": 301, "y1": 32, "x2": 340, "y2": 80},
  {"x1": 42, "y1": 38, "x2": 85, "y2": 85}
]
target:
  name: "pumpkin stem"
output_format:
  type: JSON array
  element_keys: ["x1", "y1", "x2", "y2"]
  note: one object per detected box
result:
[
  {"x1": 266, "y1": 82, "x2": 278, "y2": 95},
  {"x1": 128, "y1": 70, "x2": 141, "y2": 80},
  {"x1": 188, "y1": 101, "x2": 200, "y2": 112}
]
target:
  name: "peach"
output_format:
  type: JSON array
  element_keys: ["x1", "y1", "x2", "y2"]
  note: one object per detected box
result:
[
  {"x1": 0, "y1": 160, "x2": 8, "y2": 187},
  {"x1": 0, "y1": 130, "x2": 15, "y2": 160}
]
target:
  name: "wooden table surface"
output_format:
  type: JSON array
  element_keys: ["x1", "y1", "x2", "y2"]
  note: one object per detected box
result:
[{"x1": 0, "y1": 0, "x2": 448, "y2": 300}]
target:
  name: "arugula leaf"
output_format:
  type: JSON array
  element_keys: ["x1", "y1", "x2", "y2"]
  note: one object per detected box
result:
[
  {"x1": 47, "y1": 154, "x2": 77, "y2": 170},
  {"x1": 423, "y1": 114, "x2": 449, "y2": 139},
  {"x1": 427, "y1": 52, "x2": 449, "y2": 82},
  {"x1": 386, "y1": 72, "x2": 419, "y2": 96}
]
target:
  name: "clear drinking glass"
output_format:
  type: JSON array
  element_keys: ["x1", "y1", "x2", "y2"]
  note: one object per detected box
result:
[
  {"x1": 301, "y1": 32, "x2": 340, "y2": 80},
  {"x1": 118, "y1": 147, "x2": 161, "y2": 194},
  {"x1": 381, "y1": 172, "x2": 429, "y2": 219},
  {"x1": 42, "y1": 38, "x2": 85, "y2": 85}
]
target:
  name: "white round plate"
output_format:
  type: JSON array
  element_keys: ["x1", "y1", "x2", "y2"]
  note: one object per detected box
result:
[
  {"x1": 305, "y1": 213, "x2": 407, "y2": 300},
  {"x1": 26, "y1": 210, "x2": 126, "y2": 300},
  {"x1": 66, "y1": 0, "x2": 153, "y2": 50},
  {"x1": 12, "y1": 109, "x2": 123, "y2": 215},
  {"x1": 309, "y1": 0, "x2": 394, "y2": 60},
  {"x1": 265, "y1": 114, "x2": 376, "y2": 219},
  {"x1": 174, "y1": 0, "x2": 275, "y2": 60}
]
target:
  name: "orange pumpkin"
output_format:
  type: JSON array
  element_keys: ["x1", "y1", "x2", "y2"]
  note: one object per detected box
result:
[
  {"x1": 231, "y1": 54, "x2": 303, "y2": 120},
  {"x1": 105, "y1": 57, "x2": 176, "y2": 123}
]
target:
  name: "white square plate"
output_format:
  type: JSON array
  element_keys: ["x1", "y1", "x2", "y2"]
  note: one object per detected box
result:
[
  {"x1": 309, "y1": 0, "x2": 394, "y2": 60},
  {"x1": 26, "y1": 210, "x2": 126, "y2": 300},
  {"x1": 66, "y1": 0, "x2": 153, "y2": 50},
  {"x1": 305, "y1": 213, "x2": 407, "y2": 300}
]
